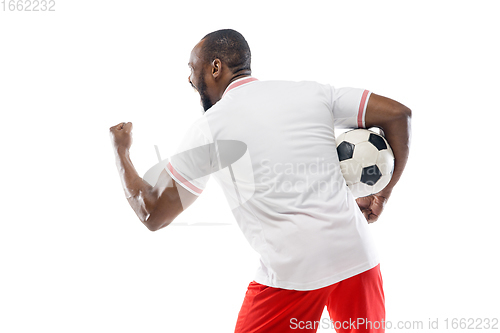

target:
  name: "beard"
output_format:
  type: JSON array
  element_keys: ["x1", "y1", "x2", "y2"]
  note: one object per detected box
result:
[{"x1": 196, "y1": 74, "x2": 214, "y2": 112}]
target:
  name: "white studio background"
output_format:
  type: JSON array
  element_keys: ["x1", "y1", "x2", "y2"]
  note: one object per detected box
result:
[{"x1": 1, "y1": 1, "x2": 498, "y2": 332}]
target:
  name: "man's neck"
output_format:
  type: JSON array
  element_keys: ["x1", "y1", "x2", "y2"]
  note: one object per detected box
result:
[
  {"x1": 217, "y1": 71, "x2": 252, "y2": 101},
  {"x1": 228, "y1": 72, "x2": 252, "y2": 85}
]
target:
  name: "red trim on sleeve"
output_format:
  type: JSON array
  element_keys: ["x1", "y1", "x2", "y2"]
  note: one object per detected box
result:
[
  {"x1": 167, "y1": 162, "x2": 203, "y2": 194},
  {"x1": 358, "y1": 90, "x2": 370, "y2": 128}
]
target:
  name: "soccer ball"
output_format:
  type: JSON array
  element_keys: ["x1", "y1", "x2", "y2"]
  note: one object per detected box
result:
[{"x1": 336, "y1": 129, "x2": 394, "y2": 198}]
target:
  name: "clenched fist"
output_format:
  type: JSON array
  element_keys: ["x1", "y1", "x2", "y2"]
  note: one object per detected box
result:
[
  {"x1": 356, "y1": 194, "x2": 388, "y2": 223},
  {"x1": 109, "y1": 122, "x2": 133, "y2": 152}
]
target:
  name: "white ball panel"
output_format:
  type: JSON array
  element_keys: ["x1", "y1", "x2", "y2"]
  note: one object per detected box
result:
[
  {"x1": 339, "y1": 160, "x2": 362, "y2": 186},
  {"x1": 349, "y1": 182, "x2": 373, "y2": 198},
  {"x1": 352, "y1": 142, "x2": 380, "y2": 168},
  {"x1": 335, "y1": 132, "x2": 347, "y2": 147},
  {"x1": 372, "y1": 174, "x2": 392, "y2": 194},
  {"x1": 344, "y1": 129, "x2": 371, "y2": 144},
  {"x1": 376, "y1": 150, "x2": 395, "y2": 175}
]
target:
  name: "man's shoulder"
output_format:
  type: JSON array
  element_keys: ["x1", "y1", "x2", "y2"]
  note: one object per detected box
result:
[
  {"x1": 257, "y1": 78, "x2": 327, "y2": 86},
  {"x1": 256, "y1": 79, "x2": 333, "y2": 97},
  {"x1": 206, "y1": 79, "x2": 332, "y2": 114},
  {"x1": 247, "y1": 79, "x2": 331, "y2": 95}
]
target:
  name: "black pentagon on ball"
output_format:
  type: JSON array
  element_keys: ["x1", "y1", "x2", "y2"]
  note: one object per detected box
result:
[
  {"x1": 368, "y1": 133, "x2": 387, "y2": 151},
  {"x1": 360, "y1": 165, "x2": 382, "y2": 185},
  {"x1": 337, "y1": 141, "x2": 355, "y2": 161}
]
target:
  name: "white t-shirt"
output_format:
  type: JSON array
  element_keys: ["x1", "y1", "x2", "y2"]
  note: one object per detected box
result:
[{"x1": 166, "y1": 77, "x2": 379, "y2": 291}]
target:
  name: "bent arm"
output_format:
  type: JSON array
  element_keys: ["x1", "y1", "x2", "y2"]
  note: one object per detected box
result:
[
  {"x1": 114, "y1": 149, "x2": 197, "y2": 231},
  {"x1": 364, "y1": 93, "x2": 412, "y2": 198}
]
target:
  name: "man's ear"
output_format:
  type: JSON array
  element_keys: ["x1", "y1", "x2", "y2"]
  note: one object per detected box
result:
[{"x1": 212, "y1": 59, "x2": 222, "y2": 78}]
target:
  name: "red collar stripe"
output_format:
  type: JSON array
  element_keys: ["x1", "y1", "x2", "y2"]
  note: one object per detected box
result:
[{"x1": 222, "y1": 77, "x2": 258, "y2": 98}]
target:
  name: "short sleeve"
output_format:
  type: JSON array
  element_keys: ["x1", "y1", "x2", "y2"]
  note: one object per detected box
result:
[
  {"x1": 166, "y1": 118, "x2": 214, "y2": 196},
  {"x1": 330, "y1": 87, "x2": 372, "y2": 129}
]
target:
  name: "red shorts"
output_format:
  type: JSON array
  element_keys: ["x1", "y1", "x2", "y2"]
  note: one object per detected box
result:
[{"x1": 234, "y1": 264, "x2": 385, "y2": 333}]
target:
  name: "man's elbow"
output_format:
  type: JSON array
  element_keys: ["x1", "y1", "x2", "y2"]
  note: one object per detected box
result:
[
  {"x1": 142, "y1": 214, "x2": 173, "y2": 232},
  {"x1": 143, "y1": 221, "x2": 165, "y2": 232},
  {"x1": 385, "y1": 105, "x2": 411, "y2": 129},
  {"x1": 401, "y1": 106, "x2": 412, "y2": 119},
  {"x1": 392, "y1": 105, "x2": 411, "y2": 121},
  {"x1": 145, "y1": 222, "x2": 160, "y2": 232},
  {"x1": 401, "y1": 106, "x2": 412, "y2": 131}
]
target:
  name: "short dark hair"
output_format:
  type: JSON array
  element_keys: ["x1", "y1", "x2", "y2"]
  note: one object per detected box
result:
[{"x1": 201, "y1": 29, "x2": 251, "y2": 74}]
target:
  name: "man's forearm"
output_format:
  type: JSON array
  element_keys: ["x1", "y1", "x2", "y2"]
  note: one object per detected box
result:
[
  {"x1": 378, "y1": 109, "x2": 411, "y2": 198},
  {"x1": 114, "y1": 148, "x2": 153, "y2": 222},
  {"x1": 363, "y1": 94, "x2": 412, "y2": 199}
]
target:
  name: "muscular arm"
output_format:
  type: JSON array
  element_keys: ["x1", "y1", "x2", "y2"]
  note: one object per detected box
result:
[
  {"x1": 110, "y1": 122, "x2": 198, "y2": 231},
  {"x1": 356, "y1": 94, "x2": 412, "y2": 222},
  {"x1": 365, "y1": 93, "x2": 412, "y2": 198}
]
